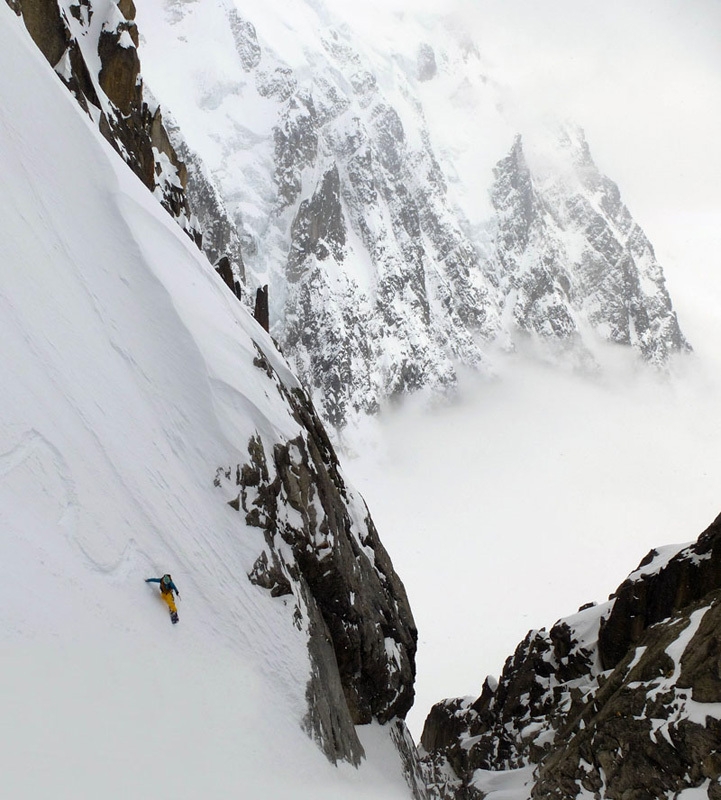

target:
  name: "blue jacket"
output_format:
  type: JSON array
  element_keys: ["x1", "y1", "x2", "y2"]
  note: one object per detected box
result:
[{"x1": 146, "y1": 576, "x2": 179, "y2": 595}]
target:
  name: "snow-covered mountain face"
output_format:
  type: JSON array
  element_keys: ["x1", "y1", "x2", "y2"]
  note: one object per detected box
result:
[
  {"x1": 135, "y1": 0, "x2": 499, "y2": 430},
  {"x1": 0, "y1": 5, "x2": 427, "y2": 796},
  {"x1": 133, "y1": 0, "x2": 689, "y2": 432},
  {"x1": 491, "y1": 130, "x2": 689, "y2": 367},
  {"x1": 420, "y1": 514, "x2": 721, "y2": 799},
  {"x1": 4, "y1": 3, "x2": 716, "y2": 798}
]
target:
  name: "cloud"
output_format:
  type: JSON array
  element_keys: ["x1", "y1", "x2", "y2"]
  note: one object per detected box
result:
[
  {"x1": 442, "y1": 0, "x2": 721, "y2": 215},
  {"x1": 345, "y1": 347, "x2": 721, "y2": 738}
]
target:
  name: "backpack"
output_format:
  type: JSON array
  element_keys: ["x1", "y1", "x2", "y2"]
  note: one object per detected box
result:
[{"x1": 161, "y1": 574, "x2": 173, "y2": 593}]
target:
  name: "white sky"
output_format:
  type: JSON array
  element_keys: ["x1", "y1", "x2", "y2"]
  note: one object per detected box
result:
[{"x1": 458, "y1": 0, "x2": 721, "y2": 284}]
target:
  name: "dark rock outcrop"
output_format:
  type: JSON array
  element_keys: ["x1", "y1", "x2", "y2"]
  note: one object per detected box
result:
[
  {"x1": 287, "y1": 166, "x2": 346, "y2": 281},
  {"x1": 15, "y1": 0, "x2": 68, "y2": 65},
  {"x1": 253, "y1": 285, "x2": 269, "y2": 332},
  {"x1": 97, "y1": 19, "x2": 140, "y2": 114},
  {"x1": 215, "y1": 256, "x2": 242, "y2": 302},
  {"x1": 7, "y1": 0, "x2": 200, "y2": 244},
  {"x1": 533, "y1": 593, "x2": 721, "y2": 799},
  {"x1": 215, "y1": 343, "x2": 417, "y2": 764},
  {"x1": 599, "y1": 514, "x2": 721, "y2": 669},
  {"x1": 421, "y1": 513, "x2": 721, "y2": 799}
]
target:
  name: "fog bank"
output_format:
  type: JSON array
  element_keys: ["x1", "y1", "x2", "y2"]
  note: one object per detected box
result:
[{"x1": 345, "y1": 349, "x2": 721, "y2": 739}]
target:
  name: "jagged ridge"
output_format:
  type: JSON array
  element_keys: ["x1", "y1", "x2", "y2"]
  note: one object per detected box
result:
[
  {"x1": 420, "y1": 514, "x2": 721, "y2": 799},
  {"x1": 491, "y1": 129, "x2": 690, "y2": 367}
]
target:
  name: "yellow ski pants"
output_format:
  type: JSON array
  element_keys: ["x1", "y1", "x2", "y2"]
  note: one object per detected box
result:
[{"x1": 160, "y1": 588, "x2": 177, "y2": 614}]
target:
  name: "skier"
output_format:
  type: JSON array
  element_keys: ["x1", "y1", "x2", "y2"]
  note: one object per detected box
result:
[{"x1": 145, "y1": 574, "x2": 181, "y2": 624}]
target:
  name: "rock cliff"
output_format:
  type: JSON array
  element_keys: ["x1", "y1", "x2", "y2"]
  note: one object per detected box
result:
[
  {"x1": 6, "y1": 0, "x2": 200, "y2": 244},
  {"x1": 421, "y1": 514, "x2": 721, "y2": 799},
  {"x1": 213, "y1": 343, "x2": 419, "y2": 770},
  {"x1": 490, "y1": 129, "x2": 690, "y2": 367}
]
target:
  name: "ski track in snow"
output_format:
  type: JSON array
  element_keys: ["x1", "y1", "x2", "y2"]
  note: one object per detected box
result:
[{"x1": 0, "y1": 430, "x2": 78, "y2": 531}]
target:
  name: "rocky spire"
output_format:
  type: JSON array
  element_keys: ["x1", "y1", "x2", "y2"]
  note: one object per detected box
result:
[{"x1": 490, "y1": 128, "x2": 690, "y2": 365}]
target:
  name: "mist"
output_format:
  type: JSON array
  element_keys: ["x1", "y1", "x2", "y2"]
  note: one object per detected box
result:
[
  {"x1": 344, "y1": 344, "x2": 721, "y2": 740},
  {"x1": 445, "y1": 0, "x2": 721, "y2": 211}
]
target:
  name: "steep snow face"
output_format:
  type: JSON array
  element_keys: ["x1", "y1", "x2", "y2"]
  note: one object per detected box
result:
[
  {"x1": 0, "y1": 7, "x2": 421, "y2": 798},
  {"x1": 135, "y1": 0, "x2": 688, "y2": 431}
]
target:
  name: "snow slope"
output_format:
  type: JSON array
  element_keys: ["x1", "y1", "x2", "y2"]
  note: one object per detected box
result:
[{"x1": 0, "y1": 7, "x2": 414, "y2": 798}]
